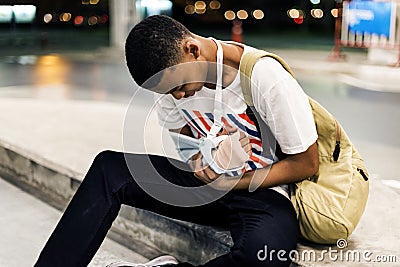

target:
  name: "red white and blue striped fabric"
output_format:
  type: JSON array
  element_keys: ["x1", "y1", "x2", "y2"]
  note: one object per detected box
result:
[{"x1": 181, "y1": 108, "x2": 273, "y2": 175}]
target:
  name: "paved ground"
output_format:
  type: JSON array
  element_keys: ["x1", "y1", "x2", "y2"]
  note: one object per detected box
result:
[
  {"x1": 0, "y1": 94, "x2": 398, "y2": 266},
  {"x1": 0, "y1": 177, "x2": 147, "y2": 267}
]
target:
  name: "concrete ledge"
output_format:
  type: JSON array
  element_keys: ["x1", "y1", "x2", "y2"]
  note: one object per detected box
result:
[
  {"x1": 3, "y1": 138, "x2": 399, "y2": 266},
  {"x1": 0, "y1": 139, "x2": 233, "y2": 266}
]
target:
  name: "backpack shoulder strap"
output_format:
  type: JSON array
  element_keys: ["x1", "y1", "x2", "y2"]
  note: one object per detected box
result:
[{"x1": 239, "y1": 50, "x2": 294, "y2": 107}]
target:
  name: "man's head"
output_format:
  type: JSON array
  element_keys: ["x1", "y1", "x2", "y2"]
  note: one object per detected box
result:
[{"x1": 125, "y1": 15, "x2": 192, "y2": 88}]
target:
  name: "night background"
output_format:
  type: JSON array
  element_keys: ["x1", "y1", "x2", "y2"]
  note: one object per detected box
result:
[{"x1": 0, "y1": 0, "x2": 338, "y2": 53}]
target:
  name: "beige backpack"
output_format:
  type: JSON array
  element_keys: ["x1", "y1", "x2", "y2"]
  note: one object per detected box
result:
[{"x1": 239, "y1": 50, "x2": 369, "y2": 244}]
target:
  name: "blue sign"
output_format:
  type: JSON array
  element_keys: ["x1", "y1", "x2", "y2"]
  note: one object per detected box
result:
[{"x1": 348, "y1": 0, "x2": 393, "y2": 37}]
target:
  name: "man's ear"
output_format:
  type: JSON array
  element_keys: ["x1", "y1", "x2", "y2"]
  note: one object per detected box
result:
[{"x1": 183, "y1": 38, "x2": 201, "y2": 59}]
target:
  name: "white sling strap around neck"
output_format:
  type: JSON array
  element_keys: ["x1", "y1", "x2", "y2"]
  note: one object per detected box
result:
[
  {"x1": 208, "y1": 38, "x2": 223, "y2": 138},
  {"x1": 198, "y1": 38, "x2": 246, "y2": 175}
]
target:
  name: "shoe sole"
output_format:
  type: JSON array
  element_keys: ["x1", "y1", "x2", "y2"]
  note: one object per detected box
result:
[
  {"x1": 145, "y1": 255, "x2": 178, "y2": 265},
  {"x1": 106, "y1": 255, "x2": 178, "y2": 267}
]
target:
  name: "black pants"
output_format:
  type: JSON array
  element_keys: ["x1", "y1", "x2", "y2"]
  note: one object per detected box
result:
[{"x1": 34, "y1": 150, "x2": 299, "y2": 267}]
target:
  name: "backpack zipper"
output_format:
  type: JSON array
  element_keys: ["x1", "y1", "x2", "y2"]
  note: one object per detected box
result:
[
  {"x1": 333, "y1": 119, "x2": 341, "y2": 162},
  {"x1": 357, "y1": 168, "x2": 369, "y2": 181}
]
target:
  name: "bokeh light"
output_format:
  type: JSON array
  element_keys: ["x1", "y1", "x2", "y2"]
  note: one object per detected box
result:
[
  {"x1": 294, "y1": 16, "x2": 304, "y2": 24},
  {"x1": 224, "y1": 10, "x2": 235, "y2": 20},
  {"x1": 310, "y1": 0, "x2": 320, "y2": 4},
  {"x1": 0, "y1": 6, "x2": 13, "y2": 23},
  {"x1": 288, "y1": 8, "x2": 305, "y2": 24},
  {"x1": 34, "y1": 55, "x2": 70, "y2": 87},
  {"x1": 237, "y1": 10, "x2": 248, "y2": 20},
  {"x1": 194, "y1": 1, "x2": 206, "y2": 10},
  {"x1": 43, "y1": 13, "x2": 52, "y2": 23},
  {"x1": 194, "y1": 1, "x2": 206, "y2": 14},
  {"x1": 88, "y1": 16, "x2": 98, "y2": 26},
  {"x1": 12, "y1": 5, "x2": 36, "y2": 23},
  {"x1": 311, "y1": 9, "x2": 323, "y2": 19},
  {"x1": 98, "y1": 14, "x2": 108, "y2": 24},
  {"x1": 184, "y1": 5, "x2": 195, "y2": 14},
  {"x1": 288, "y1": 9, "x2": 300, "y2": 19},
  {"x1": 74, "y1": 15, "x2": 84, "y2": 25},
  {"x1": 195, "y1": 8, "x2": 206, "y2": 14},
  {"x1": 331, "y1": 8, "x2": 339, "y2": 18},
  {"x1": 60, "y1": 13, "x2": 72, "y2": 22},
  {"x1": 209, "y1": 0, "x2": 221, "y2": 10},
  {"x1": 252, "y1": 9, "x2": 264, "y2": 20}
]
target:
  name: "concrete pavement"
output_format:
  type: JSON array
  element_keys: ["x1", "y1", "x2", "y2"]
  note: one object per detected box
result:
[
  {"x1": 0, "y1": 95, "x2": 399, "y2": 266},
  {"x1": 0, "y1": 176, "x2": 148, "y2": 267}
]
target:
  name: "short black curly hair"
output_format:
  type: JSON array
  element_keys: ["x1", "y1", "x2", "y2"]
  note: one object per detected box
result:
[{"x1": 125, "y1": 15, "x2": 192, "y2": 87}]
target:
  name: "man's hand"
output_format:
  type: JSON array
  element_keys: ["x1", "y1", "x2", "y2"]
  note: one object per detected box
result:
[
  {"x1": 190, "y1": 153, "x2": 220, "y2": 183},
  {"x1": 192, "y1": 140, "x2": 318, "y2": 192},
  {"x1": 190, "y1": 127, "x2": 252, "y2": 183},
  {"x1": 213, "y1": 131, "x2": 251, "y2": 171}
]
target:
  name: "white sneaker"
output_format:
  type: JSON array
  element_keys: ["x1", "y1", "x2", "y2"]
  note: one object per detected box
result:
[{"x1": 106, "y1": 255, "x2": 179, "y2": 267}]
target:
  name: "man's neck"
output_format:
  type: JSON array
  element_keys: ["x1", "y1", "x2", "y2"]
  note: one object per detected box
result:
[{"x1": 199, "y1": 36, "x2": 243, "y2": 89}]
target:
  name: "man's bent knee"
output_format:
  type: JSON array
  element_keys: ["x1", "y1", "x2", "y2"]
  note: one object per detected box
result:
[
  {"x1": 88, "y1": 150, "x2": 128, "y2": 185},
  {"x1": 93, "y1": 150, "x2": 119, "y2": 166}
]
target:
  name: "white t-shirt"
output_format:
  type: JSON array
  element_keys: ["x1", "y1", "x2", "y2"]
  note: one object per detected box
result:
[{"x1": 155, "y1": 42, "x2": 317, "y2": 198}]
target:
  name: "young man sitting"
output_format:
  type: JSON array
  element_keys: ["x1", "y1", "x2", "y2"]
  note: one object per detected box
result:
[{"x1": 34, "y1": 15, "x2": 318, "y2": 267}]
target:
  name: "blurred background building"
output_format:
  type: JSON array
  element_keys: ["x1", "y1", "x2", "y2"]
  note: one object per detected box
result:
[
  {"x1": 0, "y1": 0, "x2": 337, "y2": 29},
  {"x1": 0, "y1": 0, "x2": 339, "y2": 52}
]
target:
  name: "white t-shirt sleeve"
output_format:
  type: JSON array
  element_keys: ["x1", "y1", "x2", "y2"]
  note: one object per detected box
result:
[
  {"x1": 155, "y1": 94, "x2": 187, "y2": 130},
  {"x1": 250, "y1": 57, "x2": 317, "y2": 154}
]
